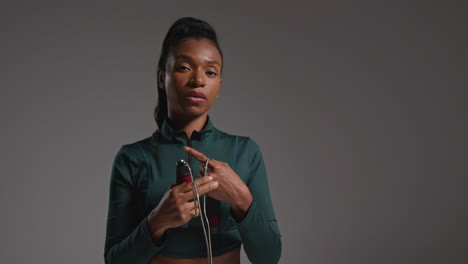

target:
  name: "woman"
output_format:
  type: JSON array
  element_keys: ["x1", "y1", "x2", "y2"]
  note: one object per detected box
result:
[{"x1": 104, "y1": 17, "x2": 281, "y2": 264}]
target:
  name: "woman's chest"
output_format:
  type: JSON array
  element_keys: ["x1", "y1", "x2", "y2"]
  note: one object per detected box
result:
[{"x1": 132, "y1": 142, "x2": 250, "y2": 216}]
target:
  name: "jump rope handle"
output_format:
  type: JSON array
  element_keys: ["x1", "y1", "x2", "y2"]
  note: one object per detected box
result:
[
  {"x1": 176, "y1": 160, "x2": 192, "y2": 228},
  {"x1": 176, "y1": 160, "x2": 192, "y2": 185},
  {"x1": 176, "y1": 160, "x2": 220, "y2": 233}
]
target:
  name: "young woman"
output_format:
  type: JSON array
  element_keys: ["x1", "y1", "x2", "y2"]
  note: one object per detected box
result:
[{"x1": 104, "y1": 17, "x2": 281, "y2": 264}]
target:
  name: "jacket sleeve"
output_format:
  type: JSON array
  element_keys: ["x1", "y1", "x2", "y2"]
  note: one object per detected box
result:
[
  {"x1": 234, "y1": 139, "x2": 282, "y2": 264},
  {"x1": 104, "y1": 145, "x2": 167, "y2": 264}
]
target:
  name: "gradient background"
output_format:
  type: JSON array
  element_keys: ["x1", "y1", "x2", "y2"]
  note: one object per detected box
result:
[{"x1": 2, "y1": 1, "x2": 467, "y2": 263}]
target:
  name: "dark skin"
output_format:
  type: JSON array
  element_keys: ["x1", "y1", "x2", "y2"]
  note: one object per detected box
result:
[{"x1": 146, "y1": 38, "x2": 253, "y2": 264}]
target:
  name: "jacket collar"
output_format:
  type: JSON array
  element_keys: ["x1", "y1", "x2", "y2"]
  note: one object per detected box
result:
[{"x1": 155, "y1": 115, "x2": 215, "y2": 144}]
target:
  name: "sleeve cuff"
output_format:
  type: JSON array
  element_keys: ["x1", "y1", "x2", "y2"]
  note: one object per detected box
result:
[
  {"x1": 233, "y1": 200, "x2": 258, "y2": 229},
  {"x1": 141, "y1": 217, "x2": 168, "y2": 249}
]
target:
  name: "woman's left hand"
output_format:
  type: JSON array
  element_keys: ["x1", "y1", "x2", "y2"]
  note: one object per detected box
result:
[{"x1": 184, "y1": 146, "x2": 253, "y2": 221}]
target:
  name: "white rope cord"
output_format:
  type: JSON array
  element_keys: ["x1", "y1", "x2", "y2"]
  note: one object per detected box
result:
[
  {"x1": 186, "y1": 159, "x2": 212, "y2": 264},
  {"x1": 202, "y1": 158, "x2": 212, "y2": 263}
]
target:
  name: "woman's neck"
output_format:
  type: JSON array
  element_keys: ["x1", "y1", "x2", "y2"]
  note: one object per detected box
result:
[{"x1": 167, "y1": 113, "x2": 208, "y2": 139}]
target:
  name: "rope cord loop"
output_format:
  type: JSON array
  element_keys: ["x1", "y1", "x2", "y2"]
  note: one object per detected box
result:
[{"x1": 187, "y1": 161, "x2": 212, "y2": 264}]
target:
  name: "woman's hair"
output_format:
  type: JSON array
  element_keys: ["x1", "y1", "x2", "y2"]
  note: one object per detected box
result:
[{"x1": 154, "y1": 17, "x2": 223, "y2": 130}]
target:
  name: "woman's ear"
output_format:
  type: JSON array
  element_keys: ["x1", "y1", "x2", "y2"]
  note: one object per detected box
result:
[{"x1": 157, "y1": 68, "x2": 165, "y2": 89}]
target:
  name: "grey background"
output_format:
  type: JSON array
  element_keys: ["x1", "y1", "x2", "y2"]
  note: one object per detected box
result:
[{"x1": 2, "y1": 1, "x2": 467, "y2": 263}]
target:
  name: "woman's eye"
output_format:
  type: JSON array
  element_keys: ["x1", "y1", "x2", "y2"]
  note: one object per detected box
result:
[
  {"x1": 177, "y1": 66, "x2": 190, "y2": 71},
  {"x1": 207, "y1": 71, "x2": 217, "y2": 76}
]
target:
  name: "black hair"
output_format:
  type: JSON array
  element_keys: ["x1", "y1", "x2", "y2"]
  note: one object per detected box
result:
[{"x1": 154, "y1": 17, "x2": 223, "y2": 130}]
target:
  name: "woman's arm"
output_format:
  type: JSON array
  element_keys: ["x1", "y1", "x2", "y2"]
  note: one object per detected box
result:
[
  {"x1": 184, "y1": 140, "x2": 282, "y2": 264},
  {"x1": 233, "y1": 139, "x2": 282, "y2": 264},
  {"x1": 104, "y1": 145, "x2": 219, "y2": 263},
  {"x1": 104, "y1": 145, "x2": 166, "y2": 264}
]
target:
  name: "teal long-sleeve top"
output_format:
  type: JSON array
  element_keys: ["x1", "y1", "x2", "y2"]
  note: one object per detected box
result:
[{"x1": 104, "y1": 116, "x2": 282, "y2": 263}]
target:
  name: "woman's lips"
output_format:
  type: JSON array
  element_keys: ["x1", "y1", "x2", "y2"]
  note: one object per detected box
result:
[
  {"x1": 185, "y1": 96, "x2": 206, "y2": 103},
  {"x1": 184, "y1": 91, "x2": 207, "y2": 103}
]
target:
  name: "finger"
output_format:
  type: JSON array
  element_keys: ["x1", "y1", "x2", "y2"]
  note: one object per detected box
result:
[
  {"x1": 191, "y1": 200, "x2": 200, "y2": 217},
  {"x1": 184, "y1": 146, "x2": 210, "y2": 163},
  {"x1": 180, "y1": 176, "x2": 214, "y2": 193},
  {"x1": 184, "y1": 146, "x2": 222, "y2": 171},
  {"x1": 182, "y1": 199, "x2": 198, "y2": 210},
  {"x1": 178, "y1": 201, "x2": 199, "y2": 219},
  {"x1": 180, "y1": 179, "x2": 218, "y2": 202},
  {"x1": 195, "y1": 180, "x2": 219, "y2": 196},
  {"x1": 190, "y1": 206, "x2": 200, "y2": 217}
]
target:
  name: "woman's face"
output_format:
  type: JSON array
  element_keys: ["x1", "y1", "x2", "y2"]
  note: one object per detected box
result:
[{"x1": 160, "y1": 37, "x2": 223, "y2": 121}]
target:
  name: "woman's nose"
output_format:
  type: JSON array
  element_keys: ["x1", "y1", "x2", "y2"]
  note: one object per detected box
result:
[{"x1": 189, "y1": 68, "x2": 206, "y2": 88}]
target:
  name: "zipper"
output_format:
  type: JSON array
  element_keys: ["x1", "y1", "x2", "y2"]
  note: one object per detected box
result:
[{"x1": 186, "y1": 133, "x2": 193, "y2": 170}]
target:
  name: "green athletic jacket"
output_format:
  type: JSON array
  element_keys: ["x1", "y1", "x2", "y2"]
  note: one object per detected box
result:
[{"x1": 104, "y1": 116, "x2": 281, "y2": 263}]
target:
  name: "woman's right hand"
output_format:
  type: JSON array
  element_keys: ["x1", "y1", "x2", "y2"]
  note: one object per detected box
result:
[{"x1": 146, "y1": 176, "x2": 218, "y2": 241}]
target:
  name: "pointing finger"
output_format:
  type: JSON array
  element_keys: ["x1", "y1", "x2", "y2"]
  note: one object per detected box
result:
[{"x1": 184, "y1": 146, "x2": 209, "y2": 163}]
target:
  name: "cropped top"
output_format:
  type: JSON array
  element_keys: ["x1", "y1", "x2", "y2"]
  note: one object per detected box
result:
[{"x1": 104, "y1": 116, "x2": 282, "y2": 263}]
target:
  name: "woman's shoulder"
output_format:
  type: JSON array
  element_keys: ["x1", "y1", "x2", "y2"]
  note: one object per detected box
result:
[
  {"x1": 214, "y1": 128, "x2": 262, "y2": 152},
  {"x1": 112, "y1": 135, "x2": 154, "y2": 161}
]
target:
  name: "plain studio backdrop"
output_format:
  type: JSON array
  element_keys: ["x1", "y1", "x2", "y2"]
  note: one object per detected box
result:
[{"x1": 2, "y1": 1, "x2": 467, "y2": 263}]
